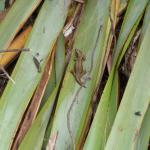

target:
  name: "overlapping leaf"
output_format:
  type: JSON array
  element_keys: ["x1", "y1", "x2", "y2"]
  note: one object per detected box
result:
[
  {"x1": 0, "y1": 0, "x2": 71, "y2": 149},
  {"x1": 105, "y1": 12, "x2": 150, "y2": 150},
  {"x1": 84, "y1": 0, "x2": 149, "y2": 149},
  {"x1": 50, "y1": 0, "x2": 112, "y2": 149}
]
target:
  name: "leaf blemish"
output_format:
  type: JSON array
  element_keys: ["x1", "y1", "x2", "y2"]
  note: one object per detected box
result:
[{"x1": 134, "y1": 111, "x2": 141, "y2": 116}]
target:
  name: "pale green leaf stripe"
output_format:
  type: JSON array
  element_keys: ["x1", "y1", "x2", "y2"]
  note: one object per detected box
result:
[
  {"x1": 105, "y1": 20, "x2": 150, "y2": 150},
  {"x1": 0, "y1": 0, "x2": 71, "y2": 149},
  {"x1": 0, "y1": 0, "x2": 42, "y2": 51},
  {"x1": 50, "y1": 0, "x2": 111, "y2": 149}
]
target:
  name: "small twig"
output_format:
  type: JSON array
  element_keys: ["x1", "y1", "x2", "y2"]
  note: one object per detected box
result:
[
  {"x1": 0, "y1": 66, "x2": 15, "y2": 84},
  {"x1": 0, "y1": 48, "x2": 30, "y2": 53}
]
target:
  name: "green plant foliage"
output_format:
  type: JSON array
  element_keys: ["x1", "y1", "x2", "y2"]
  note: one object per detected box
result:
[
  {"x1": 49, "y1": 0, "x2": 112, "y2": 149},
  {"x1": 0, "y1": 0, "x2": 71, "y2": 149},
  {"x1": 105, "y1": 17, "x2": 150, "y2": 150}
]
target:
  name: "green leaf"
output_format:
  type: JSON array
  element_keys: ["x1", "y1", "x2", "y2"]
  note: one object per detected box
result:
[
  {"x1": 41, "y1": 33, "x2": 66, "y2": 149},
  {"x1": 83, "y1": 0, "x2": 149, "y2": 149},
  {"x1": 135, "y1": 3, "x2": 150, "y2": 150},
  {"x1": 0, "y1": 0, "x2": 71, "y2": 149},
  {"x1": 0, "y1": 0, "x2": 42, "y2": 52},
  {"x1": 19, "y1": 85, "x2": 59, "y2": 150},
  {"x1": 105, "y1": 17, "x2": 150, "y2": 150},
  {"x1": 83, "y1": 71, "x2": 119, "y2": 150},
  {"x1": 136, "y1": 108, "x2": 150, "y2": 150},
  {"x1": 50, "y1": 0, "x2": 111, "y2": 149},
  {"x1": 19, "y1": 32, "x2": 66, "y2": 150},
  {"x1": 138, "y1": 1, "x2": 150, "y2": 45},
  {"x1": 40, "y1": 33, "x2": 66, "y2": 108},
  {"x1": 114, "y1": 0, "x2": 149, "y2": 64}
]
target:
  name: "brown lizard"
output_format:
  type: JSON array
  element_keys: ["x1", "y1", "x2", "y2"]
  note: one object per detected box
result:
[{"x1": 71, "y1": 49, "x2": 86, "y2": 87}]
